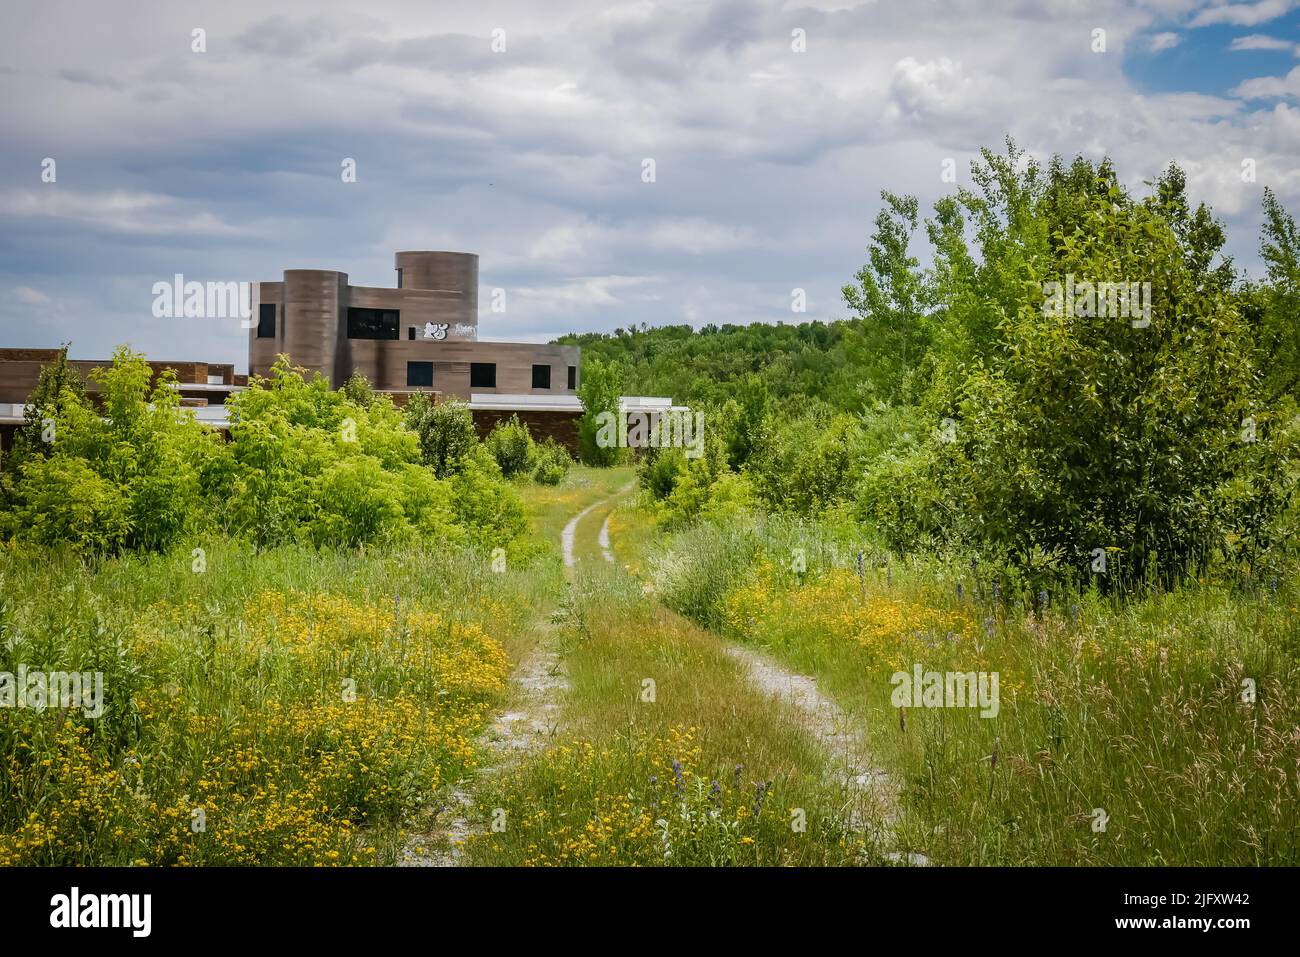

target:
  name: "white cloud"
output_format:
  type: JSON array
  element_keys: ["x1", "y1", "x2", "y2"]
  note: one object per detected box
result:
[
  {"x1": 1229, "y1": 33, "x2": 1296, "y2": 50},
  {"x1": 0, "y1": 189, "x2": 247, "y2": 238},
  {"x1": 0, "y1": 0, "x2": 1296, "y2": 367},
  {"x1": 888, "y1": 57, "x2": 982, "y2": 121},
  {"x1": 12, "y1": 286, "x2": 50, "y2": 305},
  {"x1": 1189, "y1": 1, "x2": 1296, "y2": 27},
  {"x1": 1232, "y1": 64, "x2": 1300, "y2": 97}
]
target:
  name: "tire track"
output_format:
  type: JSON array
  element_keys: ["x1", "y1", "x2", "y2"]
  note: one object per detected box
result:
[
  {"x1": 602, "y1": 497, "x2": 926, "y2": 864},
  {"x1": 405, "y1": 486, "x2": 624, "y2": 866}
]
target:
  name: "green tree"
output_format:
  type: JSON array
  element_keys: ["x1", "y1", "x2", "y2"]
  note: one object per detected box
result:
[
  {"x1": 404, "y1": 393, "x2": 478, "y2": 479},
  {"x1": 577, "y1": 355, "x2": 625, "y2": 466}
]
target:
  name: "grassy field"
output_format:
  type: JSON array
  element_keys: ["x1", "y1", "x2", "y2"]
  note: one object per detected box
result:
[
  {"x1": 0, "y1": 460, "x2": 604, "y2": 866},
  {"x1": 632, "y1": 506, "x2": 1300, "y2": 865},
  {"x1": 6, "y1": 462, "x2": 1295, "y2": 867}
]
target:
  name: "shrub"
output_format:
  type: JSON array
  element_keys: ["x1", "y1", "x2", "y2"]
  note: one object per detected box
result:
[
  {"x1": 340, "y1": 371, "x2": 375, "y2": 409},
  {"x1": 638, "y1": 446, "x2": 687, "y2": 501},
  {"x1": 306, "y1": 457, "x2": 408, "y2": 548},
  {"x1": 450, "y1": 447, "x2": 529, "y2": 546},
  {"x1": 744, "y1": 408, "x2": 866, "y2": 515},
  {"x1": 532, "y1": 437, "x2": 572, "y2": 485},
  {"x1": 3, "y1": 454, "x2": 132, "y2": 553},
  {"x1": 484, "y1": 415, "x2": 535, "y2": 478},
  {"x1": 404, "y1": 394, "x2": 477, "y2": 478},
  {"x1": 2, "y1": 347, "x2": 218, "y2": 554}
]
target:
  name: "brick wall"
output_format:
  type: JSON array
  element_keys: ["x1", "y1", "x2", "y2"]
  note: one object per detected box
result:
[{"x1": 471, "y1": 409, "x2": 581, "y2": 455}]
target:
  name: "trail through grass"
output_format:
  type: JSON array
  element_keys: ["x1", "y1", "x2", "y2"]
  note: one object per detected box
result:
[{"x1": 464, "y1": 476, "x2": 896, "y2": 866}]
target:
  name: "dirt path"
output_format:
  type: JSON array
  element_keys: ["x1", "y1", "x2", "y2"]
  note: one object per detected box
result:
[
  {"x1": 598, "y1": 495, "x2": 924, "y2": 864},
  {"x1": 720, "y1": 643, "x2": 920, "y2": 860},
  {"x1": 598, "y1": 515, "x2": 614, "y2": 563},
  {"x1": 404, "y1": 486, "x2": 623, "y2": 866},
  {"x1": 562, "y1": 500, "x2": 604, "y2": 567}
]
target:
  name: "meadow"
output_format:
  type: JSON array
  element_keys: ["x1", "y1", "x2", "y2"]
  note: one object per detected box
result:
[
  {"x1": 638, "y1": 509, "x2": 1300, "y2": 865},
  {"x1": 0, "y1": 536, "x2": 558, "y2": 865}
]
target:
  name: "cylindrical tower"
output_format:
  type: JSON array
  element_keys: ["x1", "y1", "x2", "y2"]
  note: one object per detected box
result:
[
  {"x1": 282, "y1": 269, "x2": 348, "y2": 386},
  {"x1": 395, "y1": 251, "x2": 478, "y2": 332}
]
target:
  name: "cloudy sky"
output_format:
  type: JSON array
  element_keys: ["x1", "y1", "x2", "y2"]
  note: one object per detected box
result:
[{"x1": 2, "y1": 0, "x2": 1299, "y2": 369}]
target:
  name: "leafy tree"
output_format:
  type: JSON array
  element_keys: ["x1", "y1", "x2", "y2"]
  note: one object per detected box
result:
[
  {"x1": 8, "y1": 343, "x2": 86, "y2": 468},
  {"x1": 576, "y1": 355, "x2": 625, "y2": 466},
  {"x1": 404, "y1": 393, "x2": 477, "y2": 479}
]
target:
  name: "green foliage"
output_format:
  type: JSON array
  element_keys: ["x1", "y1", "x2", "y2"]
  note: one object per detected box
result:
[
  {"x1": 532, "y1": 437, "x2": 573, "y2": 486},
  {"x1": 2, "y1": 347, "x2": 217, "y2": 554},
  {"x1": 449, "y1": 446, "x2": 528, "y2": 545},
  {"x1": 897, "y1": 146, "x2": 1293, "y2": 581},
  {"x1": 4, "y1": 454, "x2": 132, "y2": 553},
  {"x1": 340, "y1": 370, "x2": 375, "y2": 409},
  {"x1": 576, "y1": 356, "x2": 626, "y2": 466},
  {"x1": 745, "y1": 409, "x2": 866, "y2": 515},
  {"x1": 5, "y1": 343, "x2": 85, "y2": 472},
  {"x1": 404, "y1": 393, "x2": 477, "y2": 479},
  {"x1": 641, "y1": 420, "x2": 756, "y2": 530},
  {"x1": 2, "y1": 351, "x2": 532, "y2": 556},
  {"x1": 484, "y1": 414, "x2": 536, "y2": 478},
  {"x1": 842, "y1": 190, "x2": 933, "y2": 403},
  {"x1": 1256, "y1": 187, "x2": 1300, "y2": 402}
]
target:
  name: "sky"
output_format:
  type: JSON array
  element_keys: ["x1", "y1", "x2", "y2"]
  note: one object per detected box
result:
[{"x1": 1, "y1": 0, "x2": 1298, "y2": 371}]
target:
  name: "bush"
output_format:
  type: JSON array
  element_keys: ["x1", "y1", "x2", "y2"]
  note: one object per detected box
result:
[
  {"x1": 532, "y1": 438, "x2": 573, "y2": 485},
  {"x1": 306, "y1": 457, "x2": 408, "y2": 548},
  {"x1": 638, "y1": 446, "x2": 687, "y2": 501},
  {"x1": 2, "y1": 347, "x2": 218, "y2": 554},
  {"x1": 404, "y1": 394, "x2": 477, "y2": 479},
  {"x1": 744, "y1": 408, "x2": 866, "y2": 515},
  {"x1": 450, "y1": 447, "x2": 529, "y2": 546},
  {"x1": 340, "y1": 371, "x2": 375, "y2": 409},
  {"x1": 3, "y1": 454, "x2": 132, "y2": 553},
  {"x1": 484, "y1": 415, "x2": 536, "y2": 478}
]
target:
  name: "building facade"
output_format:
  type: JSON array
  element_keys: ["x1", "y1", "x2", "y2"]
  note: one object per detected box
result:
[{"x1": 249, "y1": 250, "x2": 580, "y2": 399}]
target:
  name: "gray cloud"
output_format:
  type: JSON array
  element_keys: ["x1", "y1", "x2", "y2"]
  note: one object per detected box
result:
[{"x1": 0, "y1": 0, "x2": 1297, "y2": 369}]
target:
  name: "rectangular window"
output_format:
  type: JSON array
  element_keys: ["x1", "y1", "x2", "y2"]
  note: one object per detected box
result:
[
  {"x1": 346, "y1": 307, "x2": 399, "y2": 340},
  {"x1": 567, "y1": 365, "x2": 576, "y2": 389},
  {"x1": 257, "y1": 303, "x2": 276, "y2": 338},
  {"x1": 470, "y1": 362, "x2": 496, "y2": 388},
  {"x1": 396, "y1": 268, "x2": 404, "y2": 289},
  {"x1": 407, "y1": 361, "x2": 433, "y2": 388},
  {"x1": 532, "y1": 364, "x2": 551, "y2": 389},
  {"x1": 408, "y1": 326, "x2": 416, "y2": 340}
]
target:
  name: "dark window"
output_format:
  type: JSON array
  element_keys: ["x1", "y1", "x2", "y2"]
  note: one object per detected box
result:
[
  {"x1": 257, "y1": 303, "x2": 276, "y2": 338},
  {"x1": 532, "y1": 364, "x2": 551, "y2": 389},
  {"x1": 396, "y1": 268, "x2": 404, "y2": 289},
  {"x1": 346, "y1": 307, "x2": 399, "y2": 340},
  {"x1": 567, "y1": 365, "x2": 576, "y2": 390},
  {"x1": 407, "y1": 326, "x2": 416, "y2": 340},
  {"x1": 470, "y1": 362, "x2": 496, "y2": 388},
  {"x1": 407, "y1": 361, "x2": 433, "y2": 388}
]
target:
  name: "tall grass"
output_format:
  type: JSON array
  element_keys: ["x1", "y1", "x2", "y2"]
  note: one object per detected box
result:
[
  {"x1": 0, "y1": 537, "x2": 561, "y2": 865},
  {"x1": 647, "y1": 510, "x2": 1300, "y2": 865}
]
